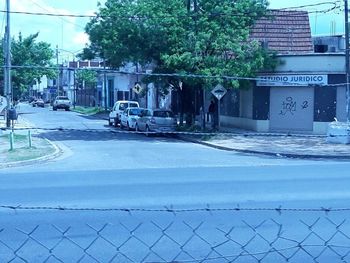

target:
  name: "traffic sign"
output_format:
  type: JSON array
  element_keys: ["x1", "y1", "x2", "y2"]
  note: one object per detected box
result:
[
  {"x1": 211, "y1": 84, "x2": 227, "y2": 100},
  {"x1": 133, "y1": 83, "x2": 142, "y2": 94},
  {"x1": 0, "y1": 96, "x2": 8, "y2": 113}
]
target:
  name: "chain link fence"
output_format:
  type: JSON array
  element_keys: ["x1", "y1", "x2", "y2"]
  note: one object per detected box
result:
[{"x1": 1, "y1": 206, "x2": 350, "y2": 262}]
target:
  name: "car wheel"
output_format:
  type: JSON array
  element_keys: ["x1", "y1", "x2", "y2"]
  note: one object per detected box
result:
[
  {"x1": 114, "y1": 118, "x2": 118, "y2": 127},
  {"x1": 53, "y1": 107, "x2": 57, "y2": 111}
]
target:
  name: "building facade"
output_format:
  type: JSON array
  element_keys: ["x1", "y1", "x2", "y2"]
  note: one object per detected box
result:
[
  {"x1": 221, "y1": 54, "x2": 346, "y2": 134},
  {"x1": 218, "y1": 10, "x2": 347, "y2": 134}
]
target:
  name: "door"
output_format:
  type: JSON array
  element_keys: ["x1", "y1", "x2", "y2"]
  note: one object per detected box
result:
[{"x1": 270, "y1": 87, "x2": 314, "y2": 132}]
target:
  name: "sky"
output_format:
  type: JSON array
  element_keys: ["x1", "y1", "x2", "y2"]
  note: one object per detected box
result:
[{"x1": 0, "y1": 0, "x2": 344, "y2": 63}]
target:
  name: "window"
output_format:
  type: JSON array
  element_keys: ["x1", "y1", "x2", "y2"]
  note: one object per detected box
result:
[
  {"x1": 119, "y1": 103, "x2": 127, "y2": 110},
  {"x1": 129, "y1": 103, "x2": 139, "y2": 108},
  {"x1": 129, "y1": 108, "x2": 142, "y2": 116},
  {"x1": 153, "y1": 111, "x2": 174, "y2": 118}
]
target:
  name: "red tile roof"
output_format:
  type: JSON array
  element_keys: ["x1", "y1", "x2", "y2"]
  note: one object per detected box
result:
[{"x1": 250, "y1": 10, "x2": 313, "y2": 54}]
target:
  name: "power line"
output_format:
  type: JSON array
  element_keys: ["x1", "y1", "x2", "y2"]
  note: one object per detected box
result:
[
  {"x1": 279, "y1": 1, "x2": 341, "y2": 10},
  {"x1": 0, "y1": 4, "x2": 340, "y2": 20},
  {"x1": 27, "y1": 0, "x2": 86, "y2": 30},
  {"x1": 1, "y1": 64, "x2": 347, "y2": 87}
]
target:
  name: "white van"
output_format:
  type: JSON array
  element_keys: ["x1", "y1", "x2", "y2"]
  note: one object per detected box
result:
[{"x1": 108, "y1": 100, "x2": 139, "y2": 126}]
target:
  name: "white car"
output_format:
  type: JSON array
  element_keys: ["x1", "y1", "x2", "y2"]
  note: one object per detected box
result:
[
  {"x1": 53, "y1": 96, "x2": 71, "y2": 111},
  {"x1": 108, "y1": 100, "x2": 139, "y2": 127},
  {"x1": 120, "y1": 107, "x2": 144, "y2": 130},
  {"x1": 136, "y1": 109, "x2": 177, "y2": 135}
]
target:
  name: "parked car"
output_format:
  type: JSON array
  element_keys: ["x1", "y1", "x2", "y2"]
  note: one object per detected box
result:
[
  {"x1": 120, "y1": 107, "x2": 144, "y2": 130},
  {"x1": 136, "y1": 109, "x2": 177, "y2": 135},
  {"x1": 32, "y1": 98, "x2": 45, "y2": 107},
  {"x1": 108, "y1": 100, "x2": 139, "y2": 127},
  {"x1": 53, "y1": 96, "x2": 71, "y2": 111},
  {"x1": 28, "y1": 96, "x2": 36, "y2": 103}
]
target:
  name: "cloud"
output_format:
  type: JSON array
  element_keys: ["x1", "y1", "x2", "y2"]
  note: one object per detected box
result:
[
  {"x1": 7, "y1": 0, "x2": 93, "y2": 53},
  {"x1": 73, "y1": 32, "x2": 89, "y2": 46}
]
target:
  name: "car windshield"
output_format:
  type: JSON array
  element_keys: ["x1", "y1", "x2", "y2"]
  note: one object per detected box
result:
[
  {"x1": 153, "y1": 110, "x2": 174, "y2": 118},
  {"x1": 129, "y1": 108, "x2": 142, "y2": 115},
  {"x1": 129, "y1": 103, "x2": 138, "y2": 108},
  {"x1": 119, "y1": 103, "x2": 127, "y2": 110},
  {"x1": 57, "y1": 96, "x2": 69, "y2": 100}
]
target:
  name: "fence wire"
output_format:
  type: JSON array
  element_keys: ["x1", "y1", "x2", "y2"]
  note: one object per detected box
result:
[{"x1": 0, "y1": 206, "x2": 350, "y2": 262}]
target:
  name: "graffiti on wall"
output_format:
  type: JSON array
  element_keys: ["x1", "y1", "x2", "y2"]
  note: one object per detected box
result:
[
  {"x1": 279, "y1": 97, "x2": 296, "y2": 115},
  {"x1": 279, "y1": 97, "x2": 309, "y2": 116}
]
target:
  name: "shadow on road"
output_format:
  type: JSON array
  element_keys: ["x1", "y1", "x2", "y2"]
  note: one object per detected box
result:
[{"x1": 36, "y1": 129, "x2": 181, "y2": 143}]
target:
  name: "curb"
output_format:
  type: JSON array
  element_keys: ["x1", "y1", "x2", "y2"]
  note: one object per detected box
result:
[
  {"x1": 178, "y1": 136, "x2": 350, "y2": 160},
  {"x1": 0, "y1": 134, "x2": 63, "y2": 169},
  {"x1": 92, "y1": 112, "x2": 350, "y2": 160}
]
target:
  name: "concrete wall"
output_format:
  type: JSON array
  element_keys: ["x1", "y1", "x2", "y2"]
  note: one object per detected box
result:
[
  {"x1": 275, "y1": 54, "x2": 345, "y2": 73},
  {"x1": 221, "y1": 116, "x2": 269, "y2": 132},
  {"x1": 240, "y1": 88, "x2": 253, "y2": 119},
  {"x1": 336, "y1": 86, "x2": 347, "y2": 122}
]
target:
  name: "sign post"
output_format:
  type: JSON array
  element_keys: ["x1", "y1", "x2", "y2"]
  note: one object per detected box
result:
[
  {"x1": 0, "y1": 96, "x2": 8, "y2": 126},
  {"x1": 211, "y1": 84, "x2": 227, "y2": 130},
  {"x1": 0, "y1": 96, "x2": 8, "y2": 114}
]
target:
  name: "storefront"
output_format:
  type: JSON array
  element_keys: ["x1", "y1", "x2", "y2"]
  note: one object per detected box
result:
[
  {"x1": 220, "y1": 54, "x2": 346, "y2": 134},
  {"x1": 257, "y1": 74, "x2": 328, "y2": 132}
]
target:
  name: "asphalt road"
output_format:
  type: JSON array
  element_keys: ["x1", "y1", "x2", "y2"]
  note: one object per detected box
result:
[{"x1": 1, "y1": 103, "x2": 350, "y2": 262}]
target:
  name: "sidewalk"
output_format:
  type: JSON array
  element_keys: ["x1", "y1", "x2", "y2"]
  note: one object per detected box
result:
[
  {"x1": 181, "y1": 129, "x2": 350, "y2": 159},
  {"x1": 89, "y1": 111, "x2": 350, "y2": 159}
]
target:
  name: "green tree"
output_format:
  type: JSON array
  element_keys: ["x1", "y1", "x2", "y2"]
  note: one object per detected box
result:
[
  {"x1": 0, "y1": 32, "x2": 56, "y2": 98},
  {"x1": 76, "y1": 69, "x2": 97, "y2": 89},
  {"x1": 84, "y1": 0, "x2": 277, "y2": 122}
]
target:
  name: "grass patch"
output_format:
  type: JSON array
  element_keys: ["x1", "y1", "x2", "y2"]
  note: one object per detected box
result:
[
  {"x1": 5, "y1": 145, "x2": 55, "y2": 162},
  {"x1": 176, "y1": 124, "x2": 203, "y2": 132},
  {"x1": 0, "y1": 134, "x2": 56, "y2": 163},
  {"x1": 201, "y1": 134, "x2": 214, "y2": 141},
  {"x1": 3, "y1": 133, "x2": 27, "y2": 141},
  {"x1": 72, "y1": 106, "x2": 104, "y2": 115}
]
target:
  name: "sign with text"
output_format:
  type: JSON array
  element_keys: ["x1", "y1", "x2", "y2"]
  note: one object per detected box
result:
[
  {"x1": 256, "y1": 74, "x2": 328, "y2": 87},
  {"x1": 0, "y1": 96, "x2": 8, "y2": 113},
  {"x1": 211, "y1": 84, "x2": 227, "y2": 100}
]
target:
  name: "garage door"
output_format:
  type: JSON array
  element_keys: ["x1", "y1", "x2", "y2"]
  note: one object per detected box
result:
[{"x1": 270, "y1": 87, "x2": 314, "y2": 132}]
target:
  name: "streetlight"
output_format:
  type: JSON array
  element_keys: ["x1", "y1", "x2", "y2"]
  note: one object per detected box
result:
[{"x1": 56, "y1": 48, "x2": 82, "y2": 108}]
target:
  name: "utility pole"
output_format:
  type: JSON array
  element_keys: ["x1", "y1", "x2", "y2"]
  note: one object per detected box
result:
[
  {"x1": 345, "y1": 0, "x2": 350, "y2": 122},
  {"x1": 103, "y1": 57, "x2": 107, "y2": 111},
  {"x1": 56, "y1": 45, "x2": 60, "y2": 96},
  {"x1": 4, "y1": 0, "x2": 11, "y2": 128}
]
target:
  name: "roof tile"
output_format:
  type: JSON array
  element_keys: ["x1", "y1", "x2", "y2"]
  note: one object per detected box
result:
[{"x1": 250, "y1": 10, "x2": 313, "y2": 54}]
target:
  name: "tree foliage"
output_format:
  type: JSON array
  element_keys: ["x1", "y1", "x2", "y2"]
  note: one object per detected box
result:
[
  {"x1": 84, "y1": 0, "x2": 276, "y2": 92},
  {"x1": 0, "y1": 33, "x2": 56, "y2": 98},
  {"x1": 76, "y1": 69, "x2": 97, "y2": 89}
]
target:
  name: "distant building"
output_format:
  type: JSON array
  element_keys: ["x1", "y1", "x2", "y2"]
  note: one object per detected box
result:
[{"x1": 219, "y1": 10, "x2": 347, "y2": 134}]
